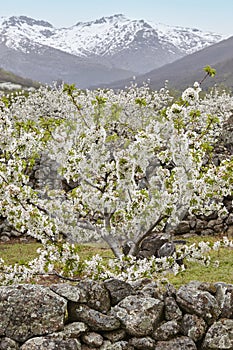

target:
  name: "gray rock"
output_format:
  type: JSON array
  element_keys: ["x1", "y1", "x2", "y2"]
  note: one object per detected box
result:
[
  {"x1": 81, "y1": 332, "x2": 104, "y2": 347},
  {"x1": 215, "y1": 282, "x2": 233, "y2": 318},
  {"x1": 82, "y1": 344, "x2": 109, "y2": 350},
  {"x1": 157, "y1": 242, "x2": 175, "y2": 258},
  {"x1": 165, "y1": 283, "x2": 177, "y2": 297},
  {"x1": 19, "y1": 237, "x2": 29, "y2": 242},
  {"x1": 1, "y1": 280, "x2": 233, "y2": 350},
  {"x1": 152, "y1": 320, "x2": 180, "y2": 340},
  {"x1": 144, "y1": 284, "x2": 165, "y2": 299},
  {"x1": 197, "y1": 282, "x2": 217, "y2": 294},
  {"x1": 0, "y1": 235, "x2": 10, "y2": 242},
  {"x1": 223, "y1": 196, "x2": 233, "y2": 213},
  {"x1": 0, "y1": 337, "x2": 19, "y2": 350},
  {"x1": 50, "y1": 283, "x2": 87, "y2": 303},
  {"x1": 131, "y1": 278, "x2": 163, "y2": 299},
  {"x1": 104, "y1": 279, "x2": 134, "y2": 305},
  {"x1": 98, "y1": 340, "x2": 112, "y2": 349},
  {"x1": 81, "y1": 346, "x2": 97, "y2": 350},
  {"x1": 48, "y1": 322, "x2": 88, "y2": 339},
  {"x1": 189, "y1": 217, "x2": 197, "y2": 229},
  {"x1": 201, "y1": 229, "x2": 215, "y2": 236},
  {"x1": 202, "y1": 319, "x2": 233, "y2": 349},
  {"x1": 10, "y1": 230, "x2": 22, "y2": 237},
  {"x1": 131, "y1": 278, "x2": 157, "y2": 291},
  {"x1": 213, "y1": 218, "x2": 224, "y2": 226},
  {"x1": 154, "y1": 336, "x2": 197, "y2": 350},
  {"x1": 111, "y1": 295, "x2": 164, "y2": 336},
  {"x1": 164, "y1": 296, "x2": 183, "y2": 321},
  {"x1": 204, "y1": 211, "x2": 219, "y2": 220},
  {"x1": 208, "y1": 220, "x2": 218, "y2": 228},
  {"x1": 105, "y1": 341, "x2": 133, "y2": 350},
  {"x1": 0, "y1": 230, "x2": 11, "y2": 237},
  {"x1": 213, "y1": 224, "x2": 225, "y2": 233},
  {"x1": 102, "y1": 329, "x2": 126, "y2": 342},
  {"x1": 69, "y1": 304, "x2": 120, "y2": 331},
  {"x1": 176, "y1": 281, "x2": 221, "y2": 324},
  {"x1": 0, "y1": 284, "x2": 66, "y2": 342},
  {"x1": 226, "y1": 213, "x2": 233, "y2": 225},
  {"x1": 129, "y1": 336, "x2": 156, "y2": 349},
  {"x1": 74, "y1": 280, "x2": 111, "y2": 312},
  {"x1": 52, "y1": 280, "x2": 111, "y2": 313},
  {"x1": 181, "y1": 313, "x2": 207, "y2": 342},
  {"x1": 195, "y1": 219, "x2": 206, "y2": 232},
  {"x1": 175, "y1": 221, "x2": 190, "y2": 234},
  {"x1": 138, "y1": 233, "x2": 170, "y2": 258},
  {"x1": 20, "y1": 337, "x2": 81, "y2": 350},
  {"x1": 81, "y1": 346, "x2": 94, "y2": 350},
  {"x1": 226, "y1": 225, "x2": 233, "y2": 236}
]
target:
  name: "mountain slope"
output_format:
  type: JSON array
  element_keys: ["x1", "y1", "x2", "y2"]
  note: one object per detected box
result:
[
  {"x1": 0, "y1": 15, "x2": 222, "y2": 74},
  {"x1": 0, "y1": 67, "x2": 39, "y2": 90},
  {"x1": 0, "y1": 15, "x2": 223, "y2": 87},
  {"x1": 0, "y1": 42, "x2": 135, "y2": 88},
  {"x1": 0, "y1": 67, "x2": 37, "y2": 86},
  {"x1": 106, "y1": 36, "x2": 233, "y2": 91}
]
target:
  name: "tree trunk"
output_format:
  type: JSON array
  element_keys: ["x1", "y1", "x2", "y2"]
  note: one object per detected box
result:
[{"x1": 102, "y1": 234, "x2": 122, "y2": 258}]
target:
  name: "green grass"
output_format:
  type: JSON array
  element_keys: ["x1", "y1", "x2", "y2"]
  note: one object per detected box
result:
[
  {"x1": 0, "y1": 236, "x2": 232, "y2": 286},
  {"x1": 0, "y1": 241, "x2": 113, "y2": 266},
  {"x1": 0, "y1": 241, "x2": 41, "y2": 265},
  {"x1": 168, "y1": 235, "x2": 233, "y2": 287},
  {"x1": 168, "y1": 247, "x2": 233, "y2": 287},
  {"x1": 76, "y1": 242, "x2": 114, "y2": 260}
]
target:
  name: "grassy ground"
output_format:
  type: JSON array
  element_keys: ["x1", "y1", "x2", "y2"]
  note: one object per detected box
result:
[
  {"x1": 168, "y1": 235, "x2": 233, "y2": 287},
  {"x1": 0, "y1": 240, "x2": 114, "y2": 265},
  {"x1": 0, "y1": 240, "x2": 41, "y2": 266},
  {"x1": 0, "y1": 235, "x2": 232, "y2": 286}
]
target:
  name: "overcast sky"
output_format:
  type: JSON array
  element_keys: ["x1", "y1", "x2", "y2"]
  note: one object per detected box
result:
[{"x1": 1, "y1": 0, "x2": 233, "y2": 37}]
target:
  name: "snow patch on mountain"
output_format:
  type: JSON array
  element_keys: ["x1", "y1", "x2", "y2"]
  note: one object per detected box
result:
[
  {"x1": 151, "y1": 22, "x2": 222, "y2": 54},
  {"x1": 0, "y1": 14, "x2": 223, "y2": 58},
  {"x1": 0, "y1": 16, "x2": 53, "y2": 53}
]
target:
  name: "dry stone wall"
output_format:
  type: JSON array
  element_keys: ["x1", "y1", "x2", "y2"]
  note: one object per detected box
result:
[
  {"x1": 173, "y1": 198, "x2": 233, "y2": 238},
  {"x1": 0, "y1": 279, "x2": 233, "y2": 349}
]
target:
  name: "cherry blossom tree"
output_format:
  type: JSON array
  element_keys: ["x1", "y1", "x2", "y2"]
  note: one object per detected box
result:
[{"x1": 0, "y1": 77, "x2": 232, "y2": 282}]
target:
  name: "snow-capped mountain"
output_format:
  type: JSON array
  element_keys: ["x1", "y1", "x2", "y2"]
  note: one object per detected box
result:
[
  {"x1": 0, "y1": 14, "x2": 224, "y2": 86},
  {"x1": 150, "y1": 22, "x2": 223, "y2": 54}
]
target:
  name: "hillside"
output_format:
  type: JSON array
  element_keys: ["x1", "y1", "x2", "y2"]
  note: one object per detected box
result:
[
  {"x1": 0, "y1": 67, "x2": 39, "y2": 90},
  {"x1": 105, "y1": 35, "x2": 233, "y2": 91},
  {"x1": 0, "y1": 41, "x2": 135, "y2": 88}
]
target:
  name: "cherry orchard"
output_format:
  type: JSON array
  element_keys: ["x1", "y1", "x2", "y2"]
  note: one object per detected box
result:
[{"x1": 0, "y1": 80, "x2": 232, "y2": 283}]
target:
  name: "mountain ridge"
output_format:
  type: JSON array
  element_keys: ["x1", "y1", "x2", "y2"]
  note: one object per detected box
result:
[
  {"x1": 102, "y1": 35, "x2": 233, "y2": 91},
  {"x1": 0, "y1": 14, "x2": 224, "y2": 87}
]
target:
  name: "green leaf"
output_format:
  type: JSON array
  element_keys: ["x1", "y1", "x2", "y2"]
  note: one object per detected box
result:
[
  {"x1": 63, "y1": 83, "x2": 76, "y2": 95},
  {"x1": 135, "y1": 98, "x2": 147, "y2": 107},
  {"x1": 203, "y1": 65, "x2": 216, "y2": 77}
]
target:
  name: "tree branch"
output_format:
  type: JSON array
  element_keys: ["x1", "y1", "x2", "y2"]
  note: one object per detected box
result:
[
  {"x1": 128, "y1": 214, "x2": 168, "y2": 256},
  {"x1": 76, "y1": 220, "x2": 99, "y2": 232}
]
